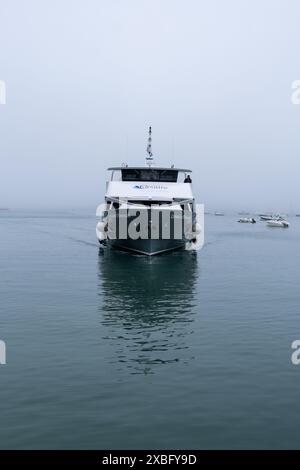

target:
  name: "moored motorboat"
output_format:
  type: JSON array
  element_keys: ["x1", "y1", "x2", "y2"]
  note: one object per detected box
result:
[
  {"x1": 266, "y1": 220, "x2": 289, "y2": 228},
  {"x1": 238, "y1": 217, "x2": 256, "y2": 223},
  {"x1": 261, "y1": 214, "x2": 286, "y2": 222},
  {"x1": 260, "y1": 214, "x2": 274, "y2": 221}
]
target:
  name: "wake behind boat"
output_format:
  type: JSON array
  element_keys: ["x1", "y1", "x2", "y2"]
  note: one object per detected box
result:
[{"x1": 96, "y1": 128, "x2": 201, "y2": 255}]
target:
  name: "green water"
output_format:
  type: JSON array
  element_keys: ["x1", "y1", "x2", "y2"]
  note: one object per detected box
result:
[{"x1": 0, "y1": 211, "x2": 300, "y2": 449}]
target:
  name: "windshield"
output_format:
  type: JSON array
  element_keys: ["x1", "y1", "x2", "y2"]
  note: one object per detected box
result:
[{"x1": 121, "y1": 169, "x2": 178, "y2": 182}]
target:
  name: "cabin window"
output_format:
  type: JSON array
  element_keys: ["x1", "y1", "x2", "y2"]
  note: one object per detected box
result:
[
  {"x1": 121, "y1": 169, "x2": 178, "y2": 182},
  {"x1": 111, "y1": 170, "x2": 122, "y2": 181}
]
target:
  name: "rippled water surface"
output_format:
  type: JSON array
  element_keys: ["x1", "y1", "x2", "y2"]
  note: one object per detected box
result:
[{"x1": 1, "y1": 210, "x2": 300, "y2": 449}]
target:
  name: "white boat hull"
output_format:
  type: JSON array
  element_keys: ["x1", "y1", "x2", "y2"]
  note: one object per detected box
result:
[{"x1": 266, "y1": 220, "x2": 289, "y2": 228}]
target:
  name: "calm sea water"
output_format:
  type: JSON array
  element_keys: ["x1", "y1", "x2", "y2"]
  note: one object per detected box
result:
[{"x1": 1, "y1": 210, "x2": 300, "y2": 449}]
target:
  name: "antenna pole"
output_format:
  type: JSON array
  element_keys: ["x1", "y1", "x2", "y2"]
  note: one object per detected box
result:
[{"x1": 146, "y1": 126, "x2": 154, "y2": 167}]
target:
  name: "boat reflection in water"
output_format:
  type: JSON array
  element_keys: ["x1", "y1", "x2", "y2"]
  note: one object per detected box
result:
[{"x1": 97, "y1": 249, "x2": 199, "y2": 375}]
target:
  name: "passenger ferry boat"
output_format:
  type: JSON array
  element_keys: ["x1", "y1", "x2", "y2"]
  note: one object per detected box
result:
[{"x1": 96, "y1": 128, "x2": 201, "y2": 255}]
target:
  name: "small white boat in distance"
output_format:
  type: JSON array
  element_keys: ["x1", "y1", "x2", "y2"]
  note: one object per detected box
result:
[
  {"x1": 215, "y1": 212, "x2": 224, "y2": 216},
  {"x1": 261, "y1": 214, "x2": 286, "y2": 222},
  {"x1": 260, "y1": 214, "x2": 274, "y2": 221},
  {"x1": 266, "y1": 220, "x2": 289, "y2": 228},
  {"x1": 238, "y1": 217, "x2": 256, "y2": 224}
]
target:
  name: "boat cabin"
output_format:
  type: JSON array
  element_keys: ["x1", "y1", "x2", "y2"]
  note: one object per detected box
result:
[{"x1": 107, "y1": 167, "x2": 192, "y2": 183}]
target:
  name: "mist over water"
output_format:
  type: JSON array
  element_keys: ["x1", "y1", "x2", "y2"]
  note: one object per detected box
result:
[{"x1": 1, "y1": 0, "x2": 300, "y2": 211}]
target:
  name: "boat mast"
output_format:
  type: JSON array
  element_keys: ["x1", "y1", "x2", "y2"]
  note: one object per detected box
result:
[{"x1": 146, "y1": 126, "x2": 154, "y2": 167}]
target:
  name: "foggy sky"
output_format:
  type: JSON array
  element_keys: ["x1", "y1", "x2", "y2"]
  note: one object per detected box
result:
[{"x1": 0, "y1": 0, "x2": 300, "y2": 212}]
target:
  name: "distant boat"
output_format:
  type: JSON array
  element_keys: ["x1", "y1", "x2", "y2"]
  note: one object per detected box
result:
[
  {"x1": 267, "y1": 220, "x2": 289, "y2": 228},
  {"x1": 214, "y1": 212, "x2": 224, "y2": 216},
  {"x1": 260, "y1": 214, "x2": 274, "y2": 221},
  {"x1": 238, "y1": 217, "x2": 256, "y2": 224},
  {"x1": 260, "y1": 214, "x2": 286, "y2": 221}
]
